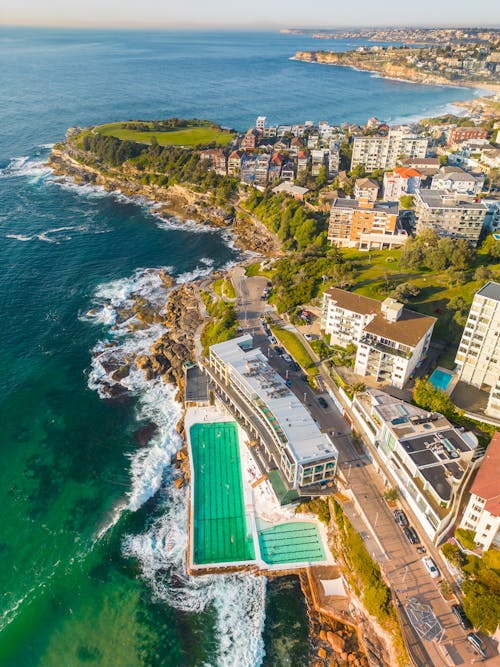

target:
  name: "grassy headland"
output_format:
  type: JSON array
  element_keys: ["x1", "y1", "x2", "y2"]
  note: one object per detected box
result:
[{"x1": 96, "y1": 120, "x2": 235, "y2": 147}]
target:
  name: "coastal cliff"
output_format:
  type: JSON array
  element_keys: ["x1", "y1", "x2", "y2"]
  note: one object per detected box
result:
[
  {"x1": 48, "y1": 143, "x2": 279, "y2": 256},
  {"x1": 294, "y1": 50, "x2": 500, "y2": 91}
]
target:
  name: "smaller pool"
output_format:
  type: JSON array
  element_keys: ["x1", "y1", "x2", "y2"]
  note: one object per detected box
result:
[
  {"x1": 493, "y1": 234, "x2": 500, "y2": 240},
  {"x1": 429, "y1": 368, "x2": 454, "y2": 391}
]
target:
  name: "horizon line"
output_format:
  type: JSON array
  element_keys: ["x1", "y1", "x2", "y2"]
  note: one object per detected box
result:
[{"x1": 2, "y1": 20, "x2": 500, "y2": 31}]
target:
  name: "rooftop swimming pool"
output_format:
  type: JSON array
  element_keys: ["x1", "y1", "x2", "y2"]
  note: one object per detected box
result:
[
  {"x1": 493, "y1": 234, "x2": 500, "y2": 240},
  {"x1": 190, "y1": 421, "x2": 255, "y2": 565},
  {"x1": 429, "y1": 368, "x2": 454, "y2": 392}
]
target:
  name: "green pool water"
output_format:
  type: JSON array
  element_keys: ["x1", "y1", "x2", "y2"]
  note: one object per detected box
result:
[
  {"x1": 190, "y1": 422, "x2": 255, "y2": 565},
  {"x1": 258, "y1": 522, "x2": 326, "y2": 565}
]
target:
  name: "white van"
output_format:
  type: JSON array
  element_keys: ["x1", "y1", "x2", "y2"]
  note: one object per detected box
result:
[{"x1": 422, "y1": 557, "x2": 440, "y2": 579}]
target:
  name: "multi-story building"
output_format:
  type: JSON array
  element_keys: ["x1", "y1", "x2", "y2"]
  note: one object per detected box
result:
[
  {"x1": 254, "y1": 154, "x2": 270, "y2": 186},
  {"x1": 352, "y1": 388, "x2": 478, "y2": 541},
  {"x1": 455, "y1": 281, "x2": 500, "y2": 420},
  {"x1": 353, "y1": 177, "x2": 379, "y2": 202},
  {"x1": 227, "y1": 150, "x2": 242, "y2": 176},
  {"x1": 383, "y1": 167, "x2": 422, "y2": 200},
  {"x1": 459, "y1": 432, "x2": 500, "y2": 551},
  {"x1": 268, "y1": 154, "x2": 283, "y2": 182},
  {"x1": 322, "y1": 289, "x2": 435, "y2": 388},
  {"x1": 328, "y1": 198, "x2": 406, "y2": 250},
  {"x1": 255, "y1": 116, "x2": 266, "y2": 132},
  {"x1": 207, "y1": 335, "x2": 339, "y2": 492},
  {"x1": 431, "y1": 167, "x2": 485, "y2": 195},
  {"x1": 414, "y1": 189, "x2": 487, "y2": 245},
  {"x1": 351, "y1": 129, "x2": 428, "y2": 171},
  {"x1": 448, "y1": 126, "x2": 489, "y2": 147},
  {"x1": 311, "y1": 149, "x2": 327, "y2": 176},
  {"x1": 199, "y1": 149, "x2": 227, "y2": 176},
  {"x1": 328, "y1": 140, "x2": 340, "y2": 176},
  {"x1": 297, "y1": 150, "x2": 309, "y2": 174}
]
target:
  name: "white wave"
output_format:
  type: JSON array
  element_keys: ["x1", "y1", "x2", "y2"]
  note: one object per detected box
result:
[
  {"x1": 36, "y1": 143, "x2": 56, "y2": 149},
  {"x1": 154, "y1": 214, "x2": 217, "y2": 235},
  {"x1": 0, "y1": 156, "x2": 52, "y2": 181},
  {"x1": 122, "y1": 486, "x2": 266, "y2": 667},
  {"x1": 5, "y1": 233, "x2": 33, "y2": 241}
]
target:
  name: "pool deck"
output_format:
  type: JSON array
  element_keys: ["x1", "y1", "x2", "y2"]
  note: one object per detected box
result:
[{"x1": 184, "y1": 405, "x2": 334, "y2": 576}]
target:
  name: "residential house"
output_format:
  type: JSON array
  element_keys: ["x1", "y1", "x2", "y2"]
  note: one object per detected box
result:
[
  {"x1": 459, "y1": 432, "x2": 500, "y2": 551},
  {"x1": 227, "y1": 150, "x2": 242, "y2": 177},
  {"x1": 268, "y1": 154, "x2": 283, "y2": 183},
  {"x1": 351, "y1": 129, "x2": 428, "y2": 171},
  {"x1": 243, "y1": 129, "x2": 259, "y2": 150},
  {"x1": 254, "y1": 154, "x2": 270, "y2": 186},
  {"x1": 448, "y1": 126, "x2": 489, "y2": 147},
  {"x1": 383, "y1": 167, "x2": 422, "y2": 200},
  {"x1": 431, "y1": 167, "x2": 485, "y2": 196},
  {"x1": 297, "y1": 150, "x2": 309, "y2": 174},
  {"x1": 280, "y1": 160, "x2": 295, "y2": 182},
  {"x1": 272, "y1": 182, "x2": 309, "y2": 201},
  {"x1": 354, "y1": 177, "x2": 379, "y2": 202}
]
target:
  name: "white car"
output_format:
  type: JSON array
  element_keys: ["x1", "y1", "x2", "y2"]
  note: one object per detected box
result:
[
  {"x1": 304, "y1": 333, "x2": 314, "y2": 341},
  {"x1": 267, "y1": 335, "x2": 277, "y2": 345},
  {"x1": 422, "y1": 557, "x2": 440, "y2": 579},
  {"x1": 282, "y1": 353, "x2": 292, "y2": 363}
]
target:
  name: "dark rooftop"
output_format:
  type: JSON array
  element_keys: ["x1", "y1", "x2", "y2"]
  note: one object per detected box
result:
[{"x1": 477, "y1": 281, "x2": 500, "y2": 303}]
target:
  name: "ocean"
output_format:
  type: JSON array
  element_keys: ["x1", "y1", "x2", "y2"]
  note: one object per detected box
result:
[{"x1": 0, "y1": 27, "x2": 477, "y2": 667}]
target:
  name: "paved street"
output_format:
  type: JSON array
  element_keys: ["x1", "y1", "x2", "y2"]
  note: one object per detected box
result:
[{"x1": 229, "y1": 266, "x2": 498, "y2": 667}]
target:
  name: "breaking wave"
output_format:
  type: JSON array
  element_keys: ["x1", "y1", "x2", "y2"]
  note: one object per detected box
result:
[{"x1": 122, "y1": 486, "x2": 266, "y2": 667}]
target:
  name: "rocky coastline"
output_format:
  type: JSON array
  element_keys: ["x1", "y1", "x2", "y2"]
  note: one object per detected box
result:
[{"x1": 294, "y1": 50, "x2": 500, "y2": 93}]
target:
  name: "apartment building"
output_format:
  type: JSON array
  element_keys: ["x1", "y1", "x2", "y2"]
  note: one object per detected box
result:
[
  {"x1": 383, "y1": 167, "x2": 422, "y2": 200},
  {"x1": 448, "y1": 126, "x2": 489, "y2": 147},
  {"x1": 207, "y1": 335, "x2": 338, "y2": 492},
  {"x1": 414, "y1": 189, "x2": 487, "y2": 245},
  {"x1": 459, "y1": 432, "x2": 500, "y2": 551},
  {"x1": 431, "y1": 167, "x2": 485, "y2": 195},
  {"x1": 322, "y1": 289, "x2": 435, "y2": 389},
  {"x1": 353, "y1": 389, "x2": 478, "y2": 541},
  {"x1": 351, "y1": 129, "x2": 428, "y2": 171},
  {"x1": 353, "y1": 177, "x2": 379, "y2": 202},
  {"x1": 328, "y1": 198, "x2": 406, "y2": 250},
  {"x1": 455, "y1": 281, "x2": 500, "y2": 420}
]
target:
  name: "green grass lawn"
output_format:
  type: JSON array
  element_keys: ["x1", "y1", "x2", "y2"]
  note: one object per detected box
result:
[
  {"x1": 96, "y1": 122, "x2": 235, "y2": 147},
  {"x1": 270, "y1": 326, "x2": 318, "y2": 376}
]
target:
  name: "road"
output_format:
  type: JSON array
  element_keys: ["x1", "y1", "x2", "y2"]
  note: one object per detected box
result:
[{"x1": 229, "y1": 266, "x2": 497, "y2": 667}]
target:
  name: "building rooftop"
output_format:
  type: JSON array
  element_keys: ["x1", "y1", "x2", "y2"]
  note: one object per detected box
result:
[
  {"x1": 355, "y1": 177, "x2": 379, "y2": 190},
  {"x1": 391, "y1": 167, "x2": 422, "y2": 179},
  {"x1": 210, "y1": 337, "x2": 338, "y2": 467},
  {"x1": 476, "y1": 280, "x2": 500, "y2": 303},
  {"x1": 358, "y1": 389, "x2": 477, "y2": 503},
  {"x1": 324, "y1": 288, "x2": 436, "y2": 347},
  {"x1": 470, "y1": 432, "x2": 500, "y2": 517},
  {"x1": 433, "y1": 169, "x2": 478, "y2": 183},
  {"x1": 332, "y1": 199, "x2": 398, "y2": 214},
  {"x1": 416, "y1": 189, "x2": 487, "y2": 210}
]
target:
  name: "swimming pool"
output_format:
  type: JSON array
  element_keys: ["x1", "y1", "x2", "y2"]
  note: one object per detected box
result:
[
  {"x1": 429, "y1": 368, "x2": 454, "y2": 392},
  {"x1": 258, "y1": 522, "x2": 326, "y2": 565},
  {"x1": 493, "y1": 233, "x2": 500, "y2": 240},
  {"x1": 190, "y1": 421, "x2": 255, "y2": 565}
]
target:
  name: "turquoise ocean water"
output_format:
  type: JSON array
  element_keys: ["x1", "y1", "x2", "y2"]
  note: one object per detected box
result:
[{"x1": 0, "y1": 27, "x2": 476, "y2": 667}]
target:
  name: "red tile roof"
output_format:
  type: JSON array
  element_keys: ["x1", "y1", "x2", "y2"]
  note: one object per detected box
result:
[
  {"x1": 471, "y1": 432, "x2": 500, "y2": 516},
  {"x1": 393, "y1": 167, "x2": 422, "y2": 179}
]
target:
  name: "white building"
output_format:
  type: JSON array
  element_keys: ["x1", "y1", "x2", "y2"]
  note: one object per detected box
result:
[
  {"x1": 351, "y1": 129, "x2": 428, "y2": 171},
  {"x1": 322, "y1": 289, "x2": 435, "y2": 389},
  {"x1": 207, "y1": 335, "x2": 338, "y2": 492},
  {"x1": 431, "y1": 167, "x2": 485, "y2": 196},
  {"x1": 455, "y1": 281, "x2": 500, "y2": 420},
  {"x1": 353, "y1": 177, "x2": 379, "y2": 202},
  {"x1": 256, "y1": 116, "x2": 266, "y2": 132},
  {"x1": 353, "y1": 389, "x2": 478, "y2": 541},
  {"x1": 459, "y1": 432, "x2": 500, "y2": 551},
  {"x1": 383, "y1": 167, "x2": 422, "y2": 200}
]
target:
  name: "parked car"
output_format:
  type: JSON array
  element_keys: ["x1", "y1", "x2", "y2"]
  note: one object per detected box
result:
[
  {"x1": 268, "y1": 335, "x2": 277, "y2": 345},
  {"x1": 274, "y1": 346, "x2": 284, "y2": 356},
  {"x1": 403, "y1": 526, "x2": 420, "y2": 545},
  {"x1": 422, "y1": 557, "x2": 440, "y2": 579},
  {"x1": 300, "y1": 375, "x2": 309, "y2": 383},
  {"x1": 318, "y1": 397, "x2": 329, "y2": 409},
  {"x1": 452, "y1": 604, "x2": 473, "y2": 630},
  {"x1": 393, "y1": 509, "x2": 408, "y2": 527},
  {"x1": 416, "y1": 546, "x2": 426, "y2": 554},
  {"x1": 285, "y1": 379, "x2": 292, "y2": 388},
  {"x1": 282, "y1": 353, "x2": 292, "y2": 363},
  {"x1": 304, "y1": 333, "x2": 314, "y2": 341},
  {"x1": 467, "y1": 633, "x2": 487, "y2": 658},
  {"x1": 290, "y1": 361, "x2": 300, "y2": 372}
]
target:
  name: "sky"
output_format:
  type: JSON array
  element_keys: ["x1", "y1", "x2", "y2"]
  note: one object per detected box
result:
[{"x1": 1, "y1": 0, "x2": 499, "y2": 28}]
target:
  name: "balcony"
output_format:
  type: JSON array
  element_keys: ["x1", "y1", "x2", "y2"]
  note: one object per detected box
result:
[{"x1": 360, "y1": 336, "x2": 412, "y2": 359}]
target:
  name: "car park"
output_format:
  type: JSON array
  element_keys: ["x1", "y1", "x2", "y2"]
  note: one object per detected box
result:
[
  {"x1": 393, "y1": 509, "x2": 408, "y2": 527},
  {"x1": 452, "y1": 604, "x2": 473, "y2": 630},
  {"x1": 422, "y1": 557, "x2": 440, "y2": 579},
  {"x1": 318, "y1": 397, "x2": 329, "y2": 409},
  {"x1": 467, "y1": 633, "x2": 486, "y2": 658}
]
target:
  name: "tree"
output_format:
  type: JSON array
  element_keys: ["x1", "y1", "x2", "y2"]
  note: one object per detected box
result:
[
  {"x1": 413, "y1": 378, "x2": 459, "y2": 420},
  {"x1": 474, "y1": 266, "x2": 492, "y2": 282},
  {"x1": 399, "y1": 194, "x2": 414, "y2": 209},
  {"x1": 462, "y1": 580, "x2": 500, "y2": 635},
  {"x1": 391, "y1": 282, "x2": 421, "y2": 303},
  {"x1": 441, "y1": 543, "x2": 467, "y2": 568}
]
